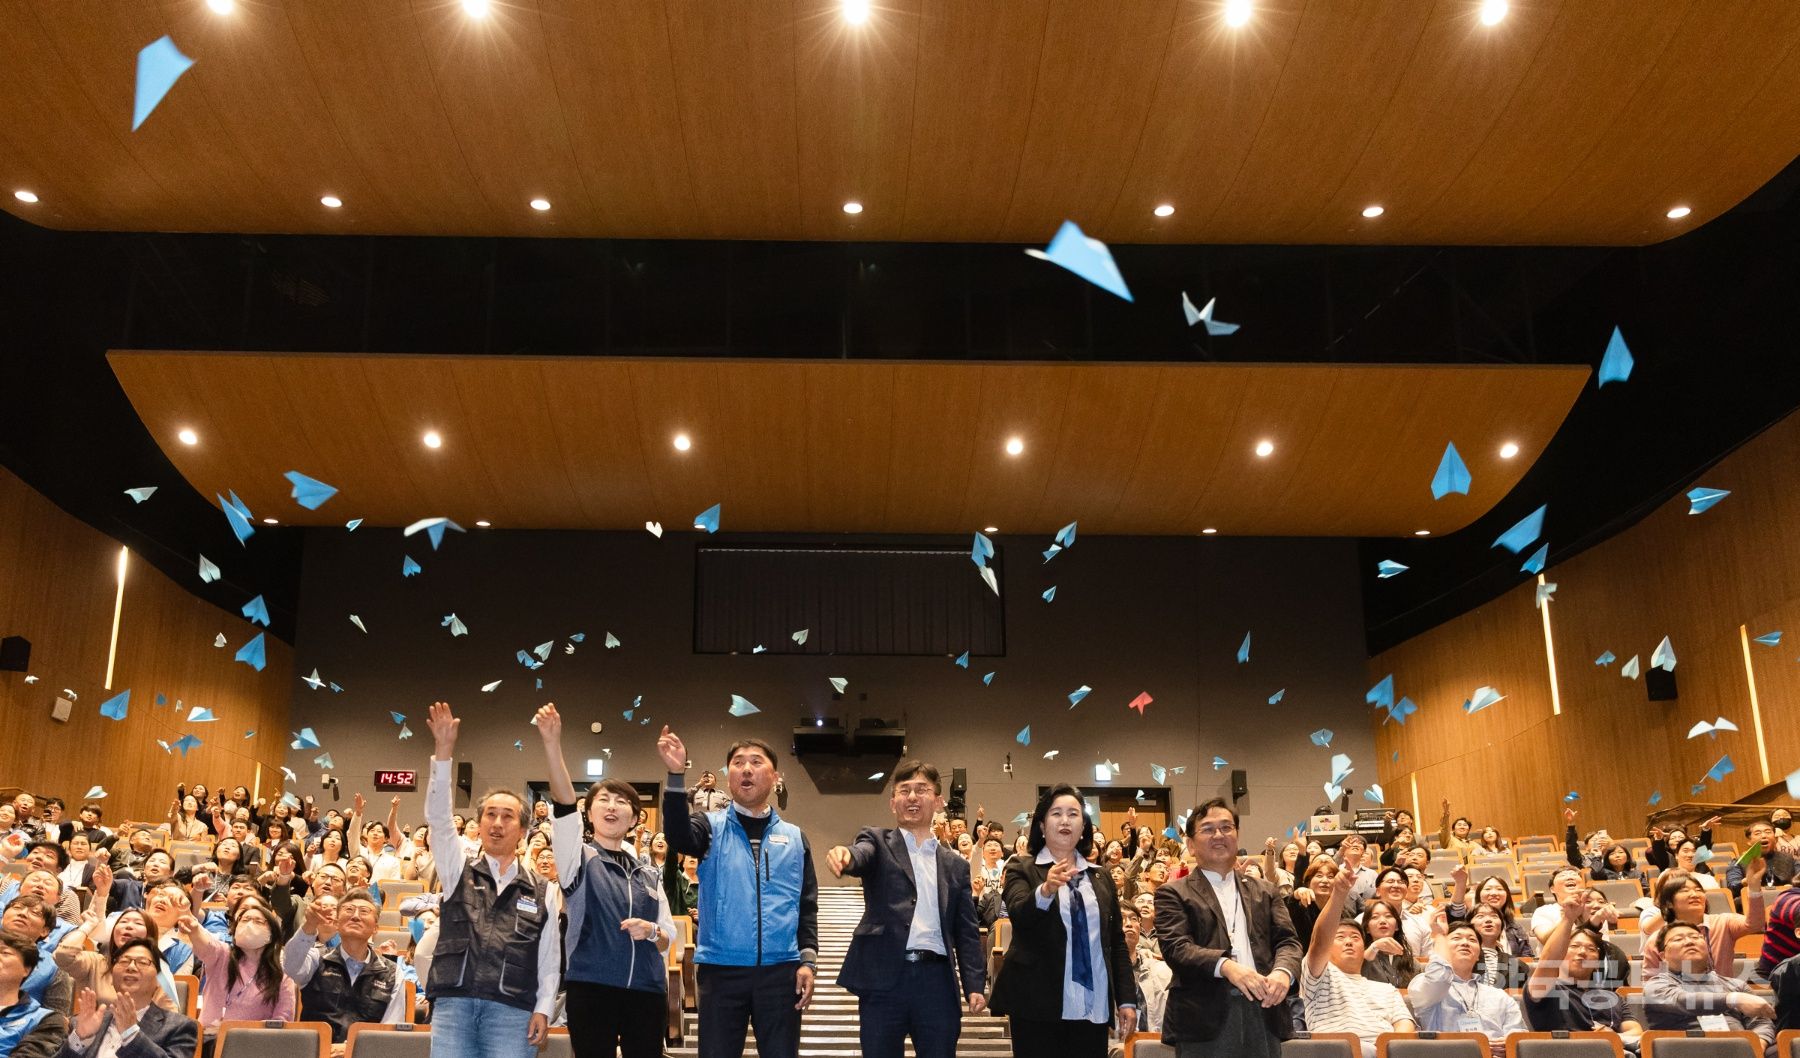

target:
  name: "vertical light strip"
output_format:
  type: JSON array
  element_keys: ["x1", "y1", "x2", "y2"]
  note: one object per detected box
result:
[
  {"x1": 1538, "y1": 573, "x2": 1562, "y2": 716},
  {"x1": 1409, "y1": 773, "x2": 1421, "y2": 828},
  {"x1": 1739, "y1": 625, "x2": 1772, "y2": 784},
  {"x1": 104, "y1": 546, "x2": 128, "y2": 690}
]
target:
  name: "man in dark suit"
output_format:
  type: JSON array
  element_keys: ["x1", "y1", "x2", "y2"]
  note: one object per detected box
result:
[
  {"x1": 826, "y1": 762, "x2": 986, "y2": 1058},
  {"x1": 1154, "y1": 798, "x2": 1303, "y2": 1058}
]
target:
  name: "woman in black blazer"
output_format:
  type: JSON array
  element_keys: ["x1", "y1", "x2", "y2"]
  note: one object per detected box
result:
[
  {"x1": 55, "y1": 940, "x2": 199, "y2": 1058},
  {"x1": 989, "y1": 785, "x2": 1135, "y2": 1058}
]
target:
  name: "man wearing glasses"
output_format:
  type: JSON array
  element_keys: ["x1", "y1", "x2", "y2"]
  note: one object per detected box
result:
[
  {"x1": 1154, "y1": 798, "x2": 1303, "y2": 1058},
  {"x1": 826, "y1": 762, "x2": 986, "y2": 1058}
]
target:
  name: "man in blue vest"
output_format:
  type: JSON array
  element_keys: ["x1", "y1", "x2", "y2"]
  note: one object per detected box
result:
[
  {"x1": 659, "y1": 725, "x2": 819, "y2": 1058},
  {"x1": 423, "y1": 700, "x2": 560, "y2": 1058},
  {"x1": 0, "y1": 932, "x2": 66, "y2": 1057}
]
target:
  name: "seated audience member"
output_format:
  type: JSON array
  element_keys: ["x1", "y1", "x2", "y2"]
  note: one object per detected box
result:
[
  {"x1": 59, "y1": 939, "x2": 199, "y2": 1058},
  {"x1": 1402, "y1": 865, "x2": 1435, "y2": 913},
  {"x1": 1562, "y1": 808, "x2": 1611, "y2": 874},
  {"x1": 663, "y1": 855, "x2": 698, "y2": 922},
  {"x1": 1378, "y1": 827, "x2": 1416, "y2": 868},
  {"x1": 1726, "y1": 820, "x2": 1781, "y2": 900},
  {"x1": 1359, "y1": 899, "x2": 1420, "y2": 989},
  {"x1": 1438, "y1": 800, "x2": 1477, "y2": 863},
  {"x1": 3, "y1": 897, "x2": 76, "y2": 1013},
  {"x1": 0, "y1": 806, "x2": 25, "y2": 845},
  {"x1": 166, "y1": 797, "x2": 208, "y2": 842},
  {"x1": 1263, "y1": 838, "x2": 1304, "y2": 888},
  {"x1": 55, "y1": 900, "x2": 172, "y2": 1011},
  {"x1": 1530, "y1": 867, "x2": 1587, "y2": 944},
  {"x1": 1332, "y1": 834, "x2": 1379, "y2": 915},
  {"x1": 1645, "y1": 817, "x2": 1719, "y2": 872},
  {"x1": 1640, "y1": 865, "x2": 1766, "y2": 974},
  {"x1": 1446, "y1": 867, "x2": 1535, "y2": 955},
  {"x1": 1, "y1": 863, "x2": 80, "y2": 925},
  {"x1": 1672, "y1": 838, "x2": 1720, "y2": 890},
  {"x1": 977, "y1": 837, "x2": 1006, "y2": 889},
  {"x1": 56, "y1": 836, "x2": 95, "y2": 894},
  {"x1": 177, "y1": 901, "x2": 296, "y2": 1038},
  {"x1": 1756, "y1": 854, "x2": 1800, "y2": 977},
  {"x1": 10, "y1": 797, "x2": 46, "y2": 844},
  {"x1": 1465, "y1": 904, "x2": 1529, "y2": 989},
  {"x1": 1772, "y1": 811, "x2": 1800, "y2": 858},
  {"x1": 1589, "y1": 843, "x2": 1644, "y2": 884},
  {"x1": 1573, "y1": 888, "x2": 1631, "y2": 992},
  {"x1": 107, "y1": 829, "x2": 158, "y2": 882},
  {"x1": 66, "y1": 804, "x2": 110, "y2": 849},
  {"x1": 110, "y1": 850, "x2": 177, "y2": 913},
  {"x1": 1643, "y1": 920, "x2": 1775, "y2": 1051},
  {"x1": 1765, "y1": 949, "x2": 1800, "y2": 1038},
  {"x1": 0, "y1": 931, "x2": 69, "y2": 1057},
  {"x1": 1363, "y1": 867, "x2": 1430, "y2": 954},
  {"x1": 1301, "y1": 857, "x2": 1416, "y2": 1058},
  {"x1": 136, "y1": 884, "x2": 195, "y2": 976},
  {"x1": 970, "y1": 870, "x2": 1004, "y2": 930},
  {"x1": 282, "y1": 889, "x2": 404, "y2": 1045},
  {"x1": 1473, "y1": 827, "x2": 1508, "y2": 855},
  {"x1": 1121, "y1": 894, "x2": 1170, "y2": 1034},
  {"x1": 1287, "y1": 858, "x2": 1339, "y2": 946},
  {"x1": 1524, "y1": 894, "x2": 1641, "y2": 1041},
  {"x1": 1407, "y1": 912, "x2": 1526, "y2": 1055}
]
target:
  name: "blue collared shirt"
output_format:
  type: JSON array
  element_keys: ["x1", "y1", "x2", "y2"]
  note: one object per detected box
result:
[{"x1": 901, "y1": 830, "x2": 946, "y2": 956}]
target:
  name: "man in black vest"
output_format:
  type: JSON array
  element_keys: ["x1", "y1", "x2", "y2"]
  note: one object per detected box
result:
[
  {"x1": 282, "y1": 888, "x2": 405, "y2": 1045},
  {"x1": 423, "y1": 700, "x2": 560, "y2": 1058}
]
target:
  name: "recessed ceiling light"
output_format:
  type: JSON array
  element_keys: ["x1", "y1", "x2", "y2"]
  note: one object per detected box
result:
[
  {"x1": 206, "y1": 0, "x2": 234, "y2": 13},
  {"x1": 1004, "y1": 437, "x2": 1024, "y2": 456},
  {"x1": 13, "y1": 190, "x2": 38, "y2": 204},
  {"x1": 177, "y1": 428, "x2": 199, "y2": 446},
  {"x1": 475, "y1": 520, "x2": 492, "y2": 528},
  {"x1": 422, "y1": 430, "x2": 443, "y2": 449},
  {"x1": 1361, "y1": 205, "x2": 1385, "y2": 219},
  {"x1": 1201, "y1": 527, "x2": 1218, "y2": 535},
  {"x1": 262, "y1": 517, "x2": 279, "y2": 525},
  {"x1": 1499, "y1": 441, "x2": 1520, "y2": 459},
  {"x1": 1254, "y1": 439, "x2": 1275, "y2": 457},
  {"x1": 1666, "y1": 205, "x2": 1692, "y2": 220},
  {"x1": 1224, "y1": 0, "x2": 1252, "y2": 27},
  {"x1": 842, "y1": 201, "x2": 864, "y2": 215},
  {"x1": 842, "y1": 0, "x2": 871, "y2": 24},
  {"x1": 673, "y1": 433, "x2": 692, "y2": 452},
  {"x1": 1153, "y1": 204, "x2": 1175, "y2": 218},
  {"x1": 1478, "y1": 0, "x2": 1507, "y2": 25},
  {"x1": 462, "y1": 0, "x2": 490, "y2": 18},
  {"x1": 983, "y1": 526, "x2": 999, "y2": 533},
  {"x1": 320, "y1": 195, "x2": 342, "y2": 209},
  {"x1": 1414, "y1": 529, "x2": 1432, "y2": 537},
  {"x1": 529, "y1": 198, "x2": 551, "y2": 212}
]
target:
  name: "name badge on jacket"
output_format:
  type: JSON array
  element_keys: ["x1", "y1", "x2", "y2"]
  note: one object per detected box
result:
[
  {"x1": 769, "y1": 834, "x2": 790, "y2": 846},
  {"x1": 517, "y1": 898, "x2": 540, "y2": 916}
]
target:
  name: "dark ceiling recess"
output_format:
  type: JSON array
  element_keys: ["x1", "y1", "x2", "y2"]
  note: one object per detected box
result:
[{"x1": 4, "y1": 158, "x2": 1800, "y2": 652}]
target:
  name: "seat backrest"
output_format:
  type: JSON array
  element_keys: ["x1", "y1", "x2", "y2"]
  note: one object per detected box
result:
[
  {"x1": 1640, "y1": 1031, "x2": 1764, "y2": 1058},
  {"x1": 1123, "y1": 1034, "x2": 1177, "y2": 1058},
  {"x1": 1510, "y1": 1033, "x2": 1625, "y2": 1058},
  {"x1": 172, "y1": 974, "x2": 199, "y2": 1019},
  {"x1": 1612, "y1": 931, "x2": 1644, "y2": 957},
  {"x1": 1704, "y1": 890, "x2": 1735, "y2": 916},
  {"x1": 1471, "y1": 863, "x2": 1518, "y2": 889},
  {"x1": 345, "y1": 1024, "x2": 430, "y2": 1058},
  {"x1": 1378, "y1": 1033, "x2": 1490, "y2": 1058},
  {"x1": 1594, "y1": 880, "x2": 1644, "y2": 905},
  {"x1": 374, "y1": 928, "x2": 412, "y2": 952},
  {"x1": 539, "y1": 1028, "x2": 574, "y2": 1058},
  {"x1": 993, "y1": 918, "x2": 1012, "y2": 949},
  {"x1": 1780, "y1": 1029, "x2": 1800, "y2": 1058},
  {"x1": 1283, "y1": 1032, "x2": 1360, "y2": 1057},
  {"x1": 214, "y1": 1021, "x2": 329, "y2": 1058}
]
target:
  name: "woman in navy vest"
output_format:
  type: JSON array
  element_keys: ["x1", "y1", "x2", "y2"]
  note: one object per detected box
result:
[{"x1": 536, "y1": 704, "x2": 677, "y2": 1058}]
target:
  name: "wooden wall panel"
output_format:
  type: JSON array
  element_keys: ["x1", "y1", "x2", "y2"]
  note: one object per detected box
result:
[
  {"x1": 1375, "y1": 409, "x2": 1800, "y2": 839},
  {"x1": 0, "y1": 466, "x2": 293, "y2": 827}
]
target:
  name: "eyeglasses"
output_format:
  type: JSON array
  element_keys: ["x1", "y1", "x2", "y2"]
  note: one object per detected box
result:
[
  {"x1": 1194, "y1": 824, "x2": 1237, "y2": 839},
  {"x1": 893, "y1": 785, "x2": 936, "y2": 799},
  {"x1": 113, "y1": 957, "x2": 158, "y2": 970}
]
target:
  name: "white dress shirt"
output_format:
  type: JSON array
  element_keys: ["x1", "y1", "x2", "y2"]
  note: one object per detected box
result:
[
  {"x1": 62, "y1": 1004, "x2": 149, "y2": 1058},
  {"x1": 1033, "y1": 849, "x2": 1111, "y2": 1024},
  {"x1": 901, "y1": 830, "x2": 946, "y2": 956}
]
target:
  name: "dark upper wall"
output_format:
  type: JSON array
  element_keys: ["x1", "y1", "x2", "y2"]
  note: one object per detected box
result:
[{"x1": 287, "y1": 528, "x2": 1371, "y2": 876}]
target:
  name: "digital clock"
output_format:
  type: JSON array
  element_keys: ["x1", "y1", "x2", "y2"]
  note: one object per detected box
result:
[{"x1": 374, "y1": 770, "x2": 418, "y2": 791}]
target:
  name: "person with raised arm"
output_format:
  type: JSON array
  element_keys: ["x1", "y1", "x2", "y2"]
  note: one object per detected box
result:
[
  {"x1": 536, "y1": 703, "x2": 674, "y2": 1058},
  {"x1": 1299, "y1": 849, "x2": 1416, "y2": 1058},
  {"x1": 421, "y1": 700, "x2": 557, "y2": 1057},
  {"x1": 1524, "y1": 892, "x2": 1641, "y2": 1042},
  {"x1": 658, "y1": 724, "x2": 818, "y2": 1058},
  {"x1": 825, "y1": 760, "x2": 986, "y2": 1058}
]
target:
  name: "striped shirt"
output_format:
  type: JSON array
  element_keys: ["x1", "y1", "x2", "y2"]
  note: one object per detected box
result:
[
  {"x1": 1757, "y1": 889, "x2": 1800, "y2": 976},
  {"x1": 1302, "y1": 961, "x2": 1412, "y2": 1053}
]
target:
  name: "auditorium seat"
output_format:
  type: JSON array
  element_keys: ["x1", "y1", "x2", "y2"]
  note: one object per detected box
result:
[
  {"x1": 1377, "y1": 1031, "x2": 1490, "y2": 1057},
  {"x1": 1123, "y1": 1033, "x2": 1175, "y2": 1058},
  {"x1": 1775, "y1": 1029, "x2": 1800, "y2": 1058},
  {"x1": 1639, "y1": 1030, "x2": 1765, "y2": 1057},
  {"x1": 214, "y1": 1020, "x2": 331, "y2": 1058},
  {"x1": 1506, "y1": 1031, "x2": 1626, "y2": 1058},
  {"x1": 1592, "y1": 879, "x2": 1644, "y2": 906},
  {"x1": 171, "y1": 974, "x2": 199, "y2": 1019},
  {"x1": 1282, "y1": 1032, "x2": 1361, "y2": 1056},
  {"x1": 1704, "y1": 890, "x2": 1736, "y2": 916},
  {"x1": 344, "y1": 1023, "x2": 430, "y2": 1058},
  {"x1": 539, "y1": 1027, "x2": 574, "y2": 1057}
]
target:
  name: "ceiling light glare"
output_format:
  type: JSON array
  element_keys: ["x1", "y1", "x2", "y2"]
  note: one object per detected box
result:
[
  {"x1": 320, "y1": 195, "x2": 342, "y2": 208},
  {"x1": 1414, "y1": 529, "x2": 1432, "y2": 537},
  {"x1": 1201, "y1": 527, "x2": 1218, "y2": 535},
  {"x1": 1499, "y1": 441, "x2": 1520, "y2": 459},
  {"x1": 262, "y1": 517, "x2": 280, "y2": 525},
  {"x1": 1361, "y1": 204, "x2": 1385, "y2": 218},
  {"x1": 475, "y1": 520, "x2": 492, "y2": 528},
  {"x1": 529, "y1": 198, "x2": 551, "y2": 212},
  {"x1": 462, "y1": 0, "x2": 490, "y2": 18},
  {"x1": 1004, "y1": 437, "x2": 1025, "y2": 456},
  {"x1": 842, "y1": 201, "x2": 864, "y2": 215},
  {"x1": 1666, "y1": 205, "x2": 1692, "y2": 220},
  {"x1": 1224, "y1": 0, "x2": 1252, "y2": 27},
  {"x1": 983, "y1": 526, "x2": 999, "y2": 533},
  {"x1": 1478, "y1": 0, "x2": 1508, "y2": 25},
  {"x1": 843, "y1": 0, "x2": 871, "y2": 25},
  {"x1": 177, "y1": 428, "x2": 199, "y2": 446},
  {"x1": 1254, "y1": 439, "x2": 1275, "y2": 457},
  {"x1": 422, "y1": 430, "x2": 443, "y2": 449},
  {"x1": 1153, "y1": 204, "x2": 1175, "y2": 218},
  {"x1": 13, "y1": 190, "x2": 38, "y2": 204},
  {"x1": 673, "y1": 433, "x2": 692, "y2": 452},
  {"x1": 207, "y1": 0, "x2": 235, "y2": 13}
]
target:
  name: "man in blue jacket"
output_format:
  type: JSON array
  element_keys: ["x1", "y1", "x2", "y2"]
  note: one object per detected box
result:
[
  {"x1": 826, "y1": 761, "x2": 986, "y2": 1058},
  {"x1": 659, "y1": 725, "x2": 819, "y2": 1058}
]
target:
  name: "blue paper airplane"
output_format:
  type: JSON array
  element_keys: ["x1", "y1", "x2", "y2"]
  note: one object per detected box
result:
[
  {"x1": 829, "y1": 677, "x2": 848, "y2": 694},
  {"x1": 570, "y1": 632, "x2": 586, "y2": 643},
  {"x1": 1686, "y1": 487, "x2": 1729, "y2": 515},
  {"x1": 1236, "y1": 632, "x2": 1251, "y2": 664},
  {"x1": 1492, "y1": 505, "x2": 1546, "y2": 553},
  {"x1": 125, "y1": 486, "x2": 157, "y2": 504},
  {"x1": 217, "y1": 491, "x2": 256, "y2": 546},
  {"x1": 1535, "y1": 581, "x2": 1557, "y2": 608},
  {"x1": 1181, "y1": 293, "x2": 1239, "y2": 335},
  {"x1": 1621, "y1": 655, "x2": 1641, "y2": 679},
  {"x1": 1055, "y1": 522, "x2": 1078, "y2": 548},
  {"x1": 99, "y1": 690, "x2": 130, "y2": 721},
  {"x1": 1431, "y1": 442, "x2": 1471, "y2": 500},
  {"x1": 315, "y1": 751, "x2": 334, "y2": 769},
  {"x1": 346, "y1": 519, "x2": 363, "y2": 531},
  {"x1": 1067, "y1": 684, "x2": 1092, "y2": 708},
  {"x1": 1754, "y1": 631, "x2": 1782, "y2": 646},
  {"x1": 442, "y1": 613, "x2": 468, "y2": 637},
  {"x1": 954, "y1": 651, "x2": 969, "y2": 669},
  {"x1": 1463, "y1": 686, "x2": 1504, "y2": 714},
  {"x1": 172, "y1": 734, "x2": 202, "y2": 758},
  {"x1": 241, "y1": 595, "x2": 270, "y2": 627},
  {"x1": 515, "y1": 650, "x2": 542, "y2": 670},
  {"x1": 1330, "y1": 753, "x2": 1354, "y2": 786},
  {"x1": 1363, "y1": 785, "x2": 1385, "y2": 804},
  {"x1": 1563, "y1": 790, "x2": 1580, "y2": 803},
  {"x1": 1594, "y1": 651, "x2": 1616, "y2": 666},
  {"x1": 1366, "y1": 674, "x2": 1394, "y2": 710},
  {"x1": 1149, "y1": 764, "x2": 1167, "y2": 784},
  {"x1": 389, "y1": 711, "x2": 406, "y2": 725},
  {"x1": 1521, "y1": 543, "x2": 1549, "y2": 575},
  {"x1": 1042, "y1": 544, "x2": 1062, "y2": 563},
  {"x1": 1025, "y1": 220, "x2": 1133, "y2": 301},
  {"x1": 1652, "y1": 635, "x2": 1677, "y2": 672},
  {"x1": 1015, "y1": 725, "x2": 1031, "y2": 745},
  {"x1": 622, "y1": 709, "x2": 635, "y2": 721},
  {"x1": 1648, "y1": 790, "x2": 1663, "y2": 807},
  {"x1": 349, "y1": 615, "x2": 367, "y2": 634},
  {"x1": 1310, "y1": 729, "x2": 1334, "y2": 747},
  {"x1": 1041, "y1": 586, "x2": 1056, "y2": 602},
  {"x1": 154, "y1": 693, "x2": 166, "y2": 706},
  {"x1": 1212, "y1": 756, "x2": 1228, "y2": 770},
  {"x1": 1269, "y1": 689, "x2": 1285, "y2": 704},
  {"x1": 982, "y1": 671, "x2": 995, "y2": 686},
  {"x1": 971, "y1": 531, "x2": 995, "y2": 567},
  {"x1": 1377, "y1": 560, "x2": 1408, "y2": 579},
  {"x1": 1386, "y1": 696, "x2": 1419, "y2": 725},
  {"x1": 728, "y1": 694, "x2": 759, "y2": 717},
  {"x1": 404, "y1": 517, "x2": 466, "y2": 551},
  {"x1": 1706, "y1": 754, "x2": 1735, "y2": 782},
  {"x1": 605, "y1": 632, "x2": 621, "y2": 648},
  {"x1": 234, "y1": 633, "x2": 266, "y2": 672},
  {"x1": 198, "y1": 555, "x2": 220, "y2": 583},
  {"x1": 291, "y1": 727, "x2": 320, "y2": 750},
  {"x1": 133, "y1": 35, "x2": 194, "y2": 131},
  {"x1": 283, "y1": 471, "x2": 338, "y2": 510},
  {"x1": 1597, "y1": 326, "x2": 1633, "y2": 387},
  {"x1": 186, "y1": 706, "x2": 215, "y2": 722},
  {"x1": 693, "y1": 504, "x2": 721, "y2": 534},
  {"x1": 1324, "y1": 782, "x2": 1344, "y2": 803},
  {"x1": 1163, "y1": 826, "x2": 1180, "y2": 840},
  {"x1": 402, "y1": 555, "x2": 422, "y2": 577}
]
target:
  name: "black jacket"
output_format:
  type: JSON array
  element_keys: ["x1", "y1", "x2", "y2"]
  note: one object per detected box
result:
[
  {"x1": 990, "y1": 856, "x2": 1134, "y2": 1023},
  {"x1": 835, "y1": 827, "x2": 985, "y2": 1000},
  {"x1": 52, "y1": 1005, "x2": 197, "y2": 1058}
]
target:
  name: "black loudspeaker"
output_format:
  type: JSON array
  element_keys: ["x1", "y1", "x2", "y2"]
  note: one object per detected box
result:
[
  {"x1": 455, "y1": 762, "x2": 473, "y2": 797},
  {"x1": 1231, "y1": 769, "x2": 1249, "y2": 800},
  {"x1": 951, "y1": 768, "x2": 967, "y2": 796},
  {"x1": 0, "y1": 636, "x2": 28, "y2": 672},
  {"x1": 1646, "y1": 668, "x2": 1678, "y2": 701}
]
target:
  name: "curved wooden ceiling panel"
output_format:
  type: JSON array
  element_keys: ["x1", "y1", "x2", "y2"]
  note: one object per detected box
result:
[
  {"x1": 5, "y1": 1, "x2": 1798, "y2": 244},
  {"x1": 107, "y1": 351, "x2": 1588, "y2": 538}
]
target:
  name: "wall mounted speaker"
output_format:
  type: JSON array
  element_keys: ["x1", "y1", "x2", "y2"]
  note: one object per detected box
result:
[
  {"x1": 0, "y1": 636, "x2": 29, "y2": 672},
  {"x1": 1231, "y1": 769, "x2": 1249, "y2": 800},
  {"x1": 1646, "y1": 668, "x2": 1678, "y2": 702}
]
